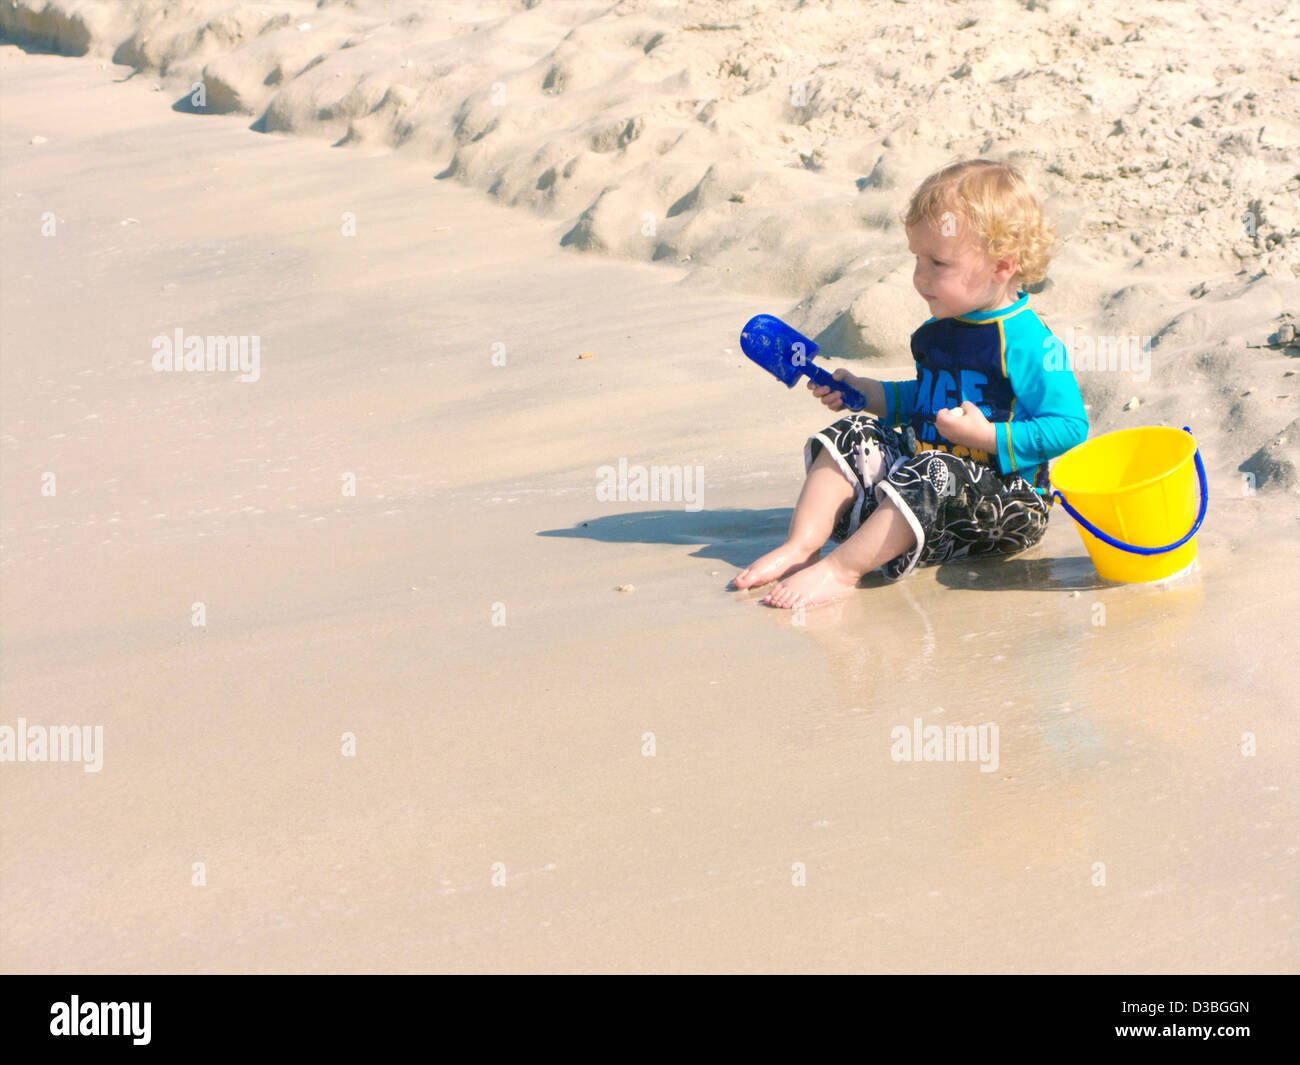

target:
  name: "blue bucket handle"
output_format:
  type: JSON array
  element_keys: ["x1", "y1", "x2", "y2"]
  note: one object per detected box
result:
[{"x1": 1050, "y1": 426, "x2": 1208, "y2": 556}]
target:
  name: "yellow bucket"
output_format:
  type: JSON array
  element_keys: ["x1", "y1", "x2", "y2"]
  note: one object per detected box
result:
[{"x1": 1049, "y1": 426, "x2": 1208, "y2": 583}]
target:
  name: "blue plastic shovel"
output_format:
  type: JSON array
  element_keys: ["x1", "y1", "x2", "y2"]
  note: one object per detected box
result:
[{"x1": 739, "y1": 314, "x2": 868, "y2": 411}]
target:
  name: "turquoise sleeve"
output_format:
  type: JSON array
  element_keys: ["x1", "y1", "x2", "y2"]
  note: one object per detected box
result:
[
  {"x1": 995, "y1": 335, "x2": 1089, "y2": 475},
  {"x1": 882, "y1": 379, "x2": 918, "y2": 427}
]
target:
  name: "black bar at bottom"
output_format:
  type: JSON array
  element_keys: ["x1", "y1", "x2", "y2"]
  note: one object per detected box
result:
[{"x1": 1, "y1": 974, "x2": 1294, "y2": 1052}]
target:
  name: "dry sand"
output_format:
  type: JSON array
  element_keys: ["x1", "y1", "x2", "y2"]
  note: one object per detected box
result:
[{"x1": 1, "y1": 1, "x2": 1297, "y2": 973}]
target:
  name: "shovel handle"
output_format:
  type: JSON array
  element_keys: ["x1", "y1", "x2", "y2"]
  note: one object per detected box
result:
[{"x1": 801, "y1": 363, "x2": 868, "y2": 412}]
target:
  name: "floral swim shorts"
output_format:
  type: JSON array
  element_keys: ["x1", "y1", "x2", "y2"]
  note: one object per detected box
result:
[{"x1": 805, "y1": 413, "x2": 1052, "y2": 582}]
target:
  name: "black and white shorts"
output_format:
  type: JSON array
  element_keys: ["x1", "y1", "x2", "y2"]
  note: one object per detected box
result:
[{"x1": 805, "y1": 413, "x2": 1052, "y2": 582}]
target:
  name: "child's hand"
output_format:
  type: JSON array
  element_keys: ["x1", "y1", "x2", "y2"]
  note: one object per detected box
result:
[
  {"x1": 807, "y1": 369, "x2": 862, "y2": 411},
  {"x1": 934, "y1": 401, "x2": 996, "y2": 452}
]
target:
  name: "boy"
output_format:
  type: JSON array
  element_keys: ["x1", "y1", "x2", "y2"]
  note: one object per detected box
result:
[{"x1": 733, "y1": 159, "x2": 1089, "y2": 608}]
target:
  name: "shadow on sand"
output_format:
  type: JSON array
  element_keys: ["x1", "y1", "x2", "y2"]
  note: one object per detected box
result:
[
  {"x1": 538, "y1": 507, "x2": 793, "y2": 570},
  {"x1": 540, "y1": 507, "x2": 1113, "y2": 593}
]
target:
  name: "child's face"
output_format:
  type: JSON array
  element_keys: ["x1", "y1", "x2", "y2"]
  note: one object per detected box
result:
[{"x1": 907, "y1": 213, "x2": 1016, "y2": 319}]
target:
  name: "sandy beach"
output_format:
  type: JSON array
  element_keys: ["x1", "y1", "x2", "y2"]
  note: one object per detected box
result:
[{"x1": 1, "y1": 0, "x2": 1297, "y2": 974}]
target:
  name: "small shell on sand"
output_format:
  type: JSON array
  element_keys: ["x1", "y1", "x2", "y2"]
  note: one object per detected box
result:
[
  {"x1": 578, "y1": 352, "x2": 593, "y2": 359},
  {"x1": 1123, "y1": 396, "x2": 1141, "y2": 411},
  {"x1": 615, "y1": 584, "x2": 635, "y2": 593}
]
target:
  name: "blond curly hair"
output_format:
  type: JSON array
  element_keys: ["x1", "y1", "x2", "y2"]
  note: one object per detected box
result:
[{"x1": 901, "y1": 159, "x2": 1056, "y2": 288}]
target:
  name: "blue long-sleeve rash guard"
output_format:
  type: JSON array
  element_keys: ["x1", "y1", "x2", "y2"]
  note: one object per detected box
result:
[{"x1": 880, "y1": 292, "x2": 1089, "y2": 495}]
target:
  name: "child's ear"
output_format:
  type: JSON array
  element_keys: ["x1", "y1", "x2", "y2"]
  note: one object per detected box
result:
[{"x1": 992, "y1": 253, "x2": 1018, "y2": 281}]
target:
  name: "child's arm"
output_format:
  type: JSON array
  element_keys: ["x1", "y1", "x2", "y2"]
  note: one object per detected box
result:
[
  {"x1": 992, "y1": 340, "x2": 1090, "y2": 475},
  {"x1": 808, "y1": 371, "x2": 917, "y2": 422}
]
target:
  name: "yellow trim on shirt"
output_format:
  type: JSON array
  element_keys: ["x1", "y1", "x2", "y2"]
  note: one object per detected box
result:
[
  {"x1": 996, "y1": 319, "x2": 1018, "y2": 470},
  {"x1": 915, "y1": 441, "x2": 992, "y2": 466},
  {"x1": 953, "y1": 301, "x2": 1029, "y2": 325}
]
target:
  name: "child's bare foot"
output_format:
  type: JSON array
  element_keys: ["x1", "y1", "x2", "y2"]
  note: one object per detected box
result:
[
  {"x1": 731, "y1": 542, "x2": 821, "y2": 590},
  {"x1": 761, "y1": 556, "x2": 861, "y2": 609}
]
